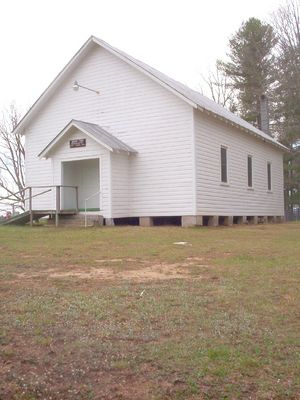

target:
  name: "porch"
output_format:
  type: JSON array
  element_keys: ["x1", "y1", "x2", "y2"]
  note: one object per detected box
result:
[{"x1": 0, "y1": 184, "x2": 103, "y2": 227}]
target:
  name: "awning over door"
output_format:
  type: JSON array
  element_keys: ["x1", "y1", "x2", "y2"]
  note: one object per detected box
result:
[{"x1": 38, "y1": 119, "x2": 137, "y2": 159}]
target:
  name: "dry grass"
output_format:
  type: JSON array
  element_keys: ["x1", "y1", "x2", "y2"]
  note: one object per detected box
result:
[{"x1": 0, "y1": 223, "x2": 300, "y2": 399}]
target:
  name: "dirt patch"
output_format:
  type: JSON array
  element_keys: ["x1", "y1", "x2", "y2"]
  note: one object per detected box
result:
[
  {"x1": 95, "y1": 258, "x2": 138, "y2": 263},
  {"x1": 15, "y1": 259, "x2": 209, "y2": 282}
]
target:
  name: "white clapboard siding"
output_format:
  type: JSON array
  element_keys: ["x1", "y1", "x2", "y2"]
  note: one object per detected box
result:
[
  {"x1": 194, "y1": 110, "x2": 284, "y2": 216},
  {"x1": 110, "y1": 152, "x2": 130, "y2": 217},
  {"x1": 25, "y1": 44, "x2": 194, "y2": 217}
]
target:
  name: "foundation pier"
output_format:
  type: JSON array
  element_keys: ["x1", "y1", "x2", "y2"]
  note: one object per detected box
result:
[
  {"x1": 181, "y1": 215, "x2": 203, "y2": 228},
  {"x1": 223, "y1": 216, "x2": 233, "y2": 226},
  {"x1": 105, "y1": 218, "x2": 115, "y2": 226},
  {"x1": 208, "y1": 216, "x2": 219, "y2": 227},
  {"x1": 248, "y1": 216, "x2": 258, "y2": 225},
  {"x1": 139, "y1": 217, "x2": 154, "y2": 227},
  {"x1": 95, "y1": 215, "x2": 104, "y2": 226}
]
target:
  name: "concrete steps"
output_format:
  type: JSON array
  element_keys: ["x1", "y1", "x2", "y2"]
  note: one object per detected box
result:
[{"x1": 48, "y1": 214, "x2": 104, "y2": 227}]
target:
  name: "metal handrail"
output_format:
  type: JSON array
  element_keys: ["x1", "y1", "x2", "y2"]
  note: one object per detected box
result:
[
  {"x1": 0, "y1": 185, "x2": 77, "y2": 204},
  {"x1": 29, "y1": 185, "x2": 78, "y2": 189},
  {"x1": 0, "y1": 188, "x2": 52, "y2": 215},
  {"x1": 15, "y1": 189, "x2": 52, "y2": 206},
  {"x1": 84, "y1": 190, "x2": 102, "y2": 228}
]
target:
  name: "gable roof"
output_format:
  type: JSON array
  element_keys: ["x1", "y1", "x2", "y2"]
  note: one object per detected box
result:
[
  {"x1": 38, "y1": 119, "x2": 137, "y2": 159},
  {"x1": 15, "y1": 35, "x2": 287, "y2": 152}
]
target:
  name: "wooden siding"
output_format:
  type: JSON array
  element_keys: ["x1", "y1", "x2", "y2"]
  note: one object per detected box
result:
[
  {"x1": 194, "y1": 110, "x2": 284, "y2": 216},
  {"x1": 110, "y1": 152, "x2": 130, "y2": 218},
  {"x1": 25, "y1": 43, "x2": 194, "y2": 217}
]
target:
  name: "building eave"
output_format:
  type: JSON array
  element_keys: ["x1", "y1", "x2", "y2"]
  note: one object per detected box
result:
[
  {"x1": 38, "y1": 119, "x2": 136, "y2": 159},
  {"x1": 196, "y1": 106, "x2": 288, "y2": 153}
]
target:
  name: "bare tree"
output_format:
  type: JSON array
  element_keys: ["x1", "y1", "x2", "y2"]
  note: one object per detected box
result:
[
  {"x1": 0, "y1": 104, "x2": 25, "y2": 210},
  {"x1": 272, "y1": 0, "x2": 300, "y2": 54},
  {"x1": 271, "y1": 0, "x2": 300, "y2": 211},
  {"x1": 201, "y1": 62, "x2": 237, "y2": 112}
]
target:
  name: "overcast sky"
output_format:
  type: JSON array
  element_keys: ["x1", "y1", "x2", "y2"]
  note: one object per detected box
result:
[{"x1": 0, "y1": 0, "x2": 284, "y2": 114}]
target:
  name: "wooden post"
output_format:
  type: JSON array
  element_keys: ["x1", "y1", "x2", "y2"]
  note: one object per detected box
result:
[
  {"x1": 29, "y1": 187, "x2": 33, "y2": 226},
  {"x1": 75, "y1": 186, "x2": 79, "y2": 212},
  {"x1": 55, "y1": 186, "x2": 60, "y2": 227}
]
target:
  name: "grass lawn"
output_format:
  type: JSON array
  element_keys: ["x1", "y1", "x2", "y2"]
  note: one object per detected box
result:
[{"x1": 0, "y1": 223, "x2": 300, "y2": 399}]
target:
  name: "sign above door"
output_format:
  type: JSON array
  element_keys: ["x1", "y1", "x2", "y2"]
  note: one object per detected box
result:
[{"x1": 70, "y1": 139, "x2": 86, "y2": 148}]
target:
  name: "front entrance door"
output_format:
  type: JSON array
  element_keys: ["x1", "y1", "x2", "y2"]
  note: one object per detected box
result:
[{"x1": 62, "y1": 158, "x2": 100, "y2": 210}]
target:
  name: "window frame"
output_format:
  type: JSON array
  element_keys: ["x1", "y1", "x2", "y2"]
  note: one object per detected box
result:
[
  {"x1": 220, "y1": 146, "x2": 228, "y2": 184},
  {"x1": 267, "y1": 161, "x2": 272, "y2": 191},
  {"x1": 247, "y1": 155, "x2": 253, "y2": 188}
]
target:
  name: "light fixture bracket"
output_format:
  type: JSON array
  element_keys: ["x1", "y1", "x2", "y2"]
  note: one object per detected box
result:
[{"x1": 72, "y1": 81, "x2": 99, "y2": 95}]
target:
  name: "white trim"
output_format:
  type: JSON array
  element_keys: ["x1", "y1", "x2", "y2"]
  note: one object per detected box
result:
[
  {"x1": 220, "y1": 145, "x2": 229, "y2": 185},
  {"x1": 51, "y1": 158, "x2": 55, "y2": 207},
  {"x1": 267, "y1": 161, "x2": 272, "y2": 191},
  {"x1": 197, "y1": 106, "x2": 287, "y2": 152},
  {"x1": 39, "y1": 121, "x2": 114, "y2": 159},
  {"x1": 59, "y1": 153, "x2": 105, "y2": 163},
  {"x1": 99, "y1": 156, "x2": 103, "y2": 211},
  {"x1": 191, "y1": 109, "x2": 197, "y2": 215},
  {"x1": 108, "y1": 153, "x2": 112, "y2": 218},
  {"x1": 60, "y1": 156, "x2": 102, "y2": 211}
]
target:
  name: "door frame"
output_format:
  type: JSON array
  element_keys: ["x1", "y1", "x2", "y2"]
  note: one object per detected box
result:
[{"x1": 60, "y1": 155, "x2": 102, "y2": 211}]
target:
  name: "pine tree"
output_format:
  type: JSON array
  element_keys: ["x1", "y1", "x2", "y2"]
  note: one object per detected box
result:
[
  {"x1": 272, "y1": 0, "x2": 300, "y2": 212},
  {"x1": 219, "y1": 18, "x2": 277, "y2": 130}
]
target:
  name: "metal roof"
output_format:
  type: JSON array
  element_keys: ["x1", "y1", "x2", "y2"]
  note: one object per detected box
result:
[
  {"x1": 93, "y1": 36, "x2": 287, "y2": 151},
  {"x1": 16, "y1": 35, "x2": 287, "y2": 152},
  {"x1": 38, "y1": 119, "x2": 137, "y2": 158},
  {"x1": 72, "y1": 120, "x2": 136, "y2": 153}
]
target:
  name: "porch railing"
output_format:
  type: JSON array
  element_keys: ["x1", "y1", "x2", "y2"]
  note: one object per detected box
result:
[{"x1": 0, "y1": 185, "x2": 79, "y2": 227}]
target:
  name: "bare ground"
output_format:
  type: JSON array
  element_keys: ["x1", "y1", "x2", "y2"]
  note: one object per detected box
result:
[{"x1": 1, "y1": 224, "x2": 300, "y2": 399}]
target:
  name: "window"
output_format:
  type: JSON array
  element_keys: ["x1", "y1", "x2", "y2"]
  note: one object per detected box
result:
[
  {"x1": 247, "y1": 155, "x2": 253, "y2": 187},
  {"x1": 267, "y1": 162, "x2": 272, "y2": 191},
  {"x1": 221, "y1": 147, "x2": 227, "y2": 183}
]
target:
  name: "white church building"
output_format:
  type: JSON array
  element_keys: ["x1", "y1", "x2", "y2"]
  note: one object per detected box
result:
[{"x1": 14, "y1": 36, "x2": 286, "y2": 227}]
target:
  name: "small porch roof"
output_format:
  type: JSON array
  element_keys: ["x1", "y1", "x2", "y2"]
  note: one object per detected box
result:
[{"x1": 38, "y1": 119, "x2": 137, "y2": 159}]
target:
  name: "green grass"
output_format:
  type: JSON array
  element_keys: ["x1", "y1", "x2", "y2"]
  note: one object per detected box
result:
[{"x1": 0, "y1": 223, "x2": 300, "y2": 399}]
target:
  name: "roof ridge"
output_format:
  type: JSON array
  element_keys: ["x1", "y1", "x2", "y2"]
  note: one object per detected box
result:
[
  {"x1": 72, "y1": 119, "x2": 99, "y2": 127},
  {"x1": 15, "y1": 35, "x2": 287, "y2": 151},
  {"x1": 92, "y1": 36, "x2": 287, "y2": 151}
]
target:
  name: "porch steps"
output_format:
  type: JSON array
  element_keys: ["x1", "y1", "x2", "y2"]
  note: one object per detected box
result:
[
  {"x1": 0, "y1": 211, "x2": 31, "y2": 226},
  {"x1": 0, "y1": 211, "x2": 56, "y2": 226},
  {"x1": 0, "y1": 210, "x2": 103, "y2": 227}
]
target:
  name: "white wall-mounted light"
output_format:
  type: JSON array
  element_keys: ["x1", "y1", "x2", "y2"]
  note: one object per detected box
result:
[
  {"x1": 73, "y1": 81, "x2": 80, "y2": 91},
  {"x1": 72, "y1": 80, "x2": 100, "y2": 95}
]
